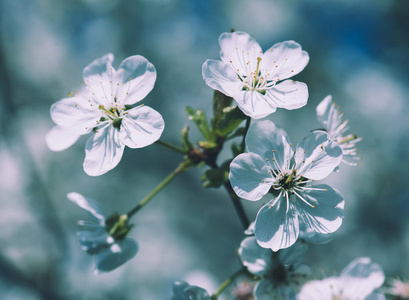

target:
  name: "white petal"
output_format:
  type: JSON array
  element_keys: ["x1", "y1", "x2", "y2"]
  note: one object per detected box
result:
[
  {"x1": 297, "y1": 277, "x2": 340, "y2": 300},
  {"x1": 316, "y1": 95, "x2": 342, "y2": 135},
  {"x1": 67, "y1": 192, "x2": 105, "y2": 224},
  {"x1": 298, "y1": 222, "x2": 333, "y2": 245},
  {"x1": 238, "y1": 236, "x2": 272, "y2": 276},
  {"x1": 233, "y1": 90, "x2": 277, "y2": 119},
  {"x1": 83, "y1": 53, "x2": 114, "y2": 86},
  {"x1": 245, "y1": 120, "x2": 293, "y2": 171},
  {"x1": 120, "y1": 105, "x2": 164, "y2": 148},
  {"x1": 50, "y1": 96, "x2": 100, "y2": 134},
  {"x1": 294, "y1": 184, "x2": 344, "y2": 234},
  {"x1": 254, "y1": 195, "x2": 299, "y2": 251},
  {"x1": 46, "y1": 126, "x2": 80, "y2": 151},
  {"x1": 94, "y1": 239, "x2": 138, "y2": 273},
  {"x1": 229, "y1": 153, "x2": 273, "y2": 201},
  {"x1": 261, "y1": 40, "x2": 309, "y2": 80},
  {"x1": 202, "y1": 59, "x2": 243, "y2": 97},
  {"x1": 365, "y1": 293, "x2": 386, "y2": 300},
  {"x1": 339, "y1": 257, "x2": 385, "y2": 299},
  {"x1": 264, "y1": 80, "x2": 308, "y2": 110},
  {"x1": 83, "y1": 126, "x2": 125, "y2": 176},
  {"x1": 255, "y1": 279, "x2": 296, "y2": 300},
  {"x1": 77, "y1": 228, "x2": 110, "y2": 254},
  {"x1": 219, "y1": 31, "x2": 262, "y2": 74},
  {"x1": 294, "y1": 131, "x2": 342, "y2": 180},
  {"x1": 113, "y1": 55, "x2": 156, "y2": 105}
]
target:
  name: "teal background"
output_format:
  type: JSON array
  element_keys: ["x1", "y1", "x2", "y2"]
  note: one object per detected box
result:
[{"x1": 0, "y1": 0, "x2": 408, "y2": 298}]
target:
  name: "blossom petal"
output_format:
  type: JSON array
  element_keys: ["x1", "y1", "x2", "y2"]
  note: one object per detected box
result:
[
  {"x1": 264, "y1": 80, "x2": 308, "y2": 110},
  {"x1": 114, "y1": 55, "x2": 156, "y2": 105},
  {"x1": 299, "y1": 222, "x2": 333, "y2": 245},
  {"x1": 94, "y1": 239, "x2": 138, "y2": 273},
  {"x1": 365, "y1": 293, "x2": 386, "y2": 300},
  {"x1": 46, "y1": 126, "x2": 80, "y2": 151},
  {"x1": 50, "y1": 96, "x2": 100, "y2": 135},
  {"x1": 254, "y1": 195, "x2": 299, "y2": 251},
  {"x1": 255, "y1": 278, "x2": 296, "y2": 300},
  {"x1": 245, "y1": 120, "x2": 293, "y2": 171},
  {"x1": 278, "y1": 241, "x2": 307, "y2": 266},
  {"x1": 233, "y1": 90, "x2": 277, "y2": 119},
  {"x1": 67, "y1": 192, "x2": 105, "y2": 225},
  {"x1": 262, "y1": 40, "x2": 309, "y2": 80},
  {"x1": 77, "y1": 228, "x2": 111, "y2": 254},
  {"x1": 83, "y1": 126, "x2": 125, "y2": 176},
  {"x1": 294, "y1": 184, "x2": 344, "y2": 234},
  {"x1": 202, "y1": 59, "x2": 243, "y2": 97},
  {"x1": 238, "y1": 236, "x2": 272, "y2": 276},
  {"x1": 339, "y1": 257, "x2": 385, "y2": 299},
  {"x1": 83, "y1": 53, "x2": 114, "y2": 86},
  {"x1": 297, "y1": 277, "x2": 339, "y2": 300},
  {"x1": 120, "y1": 105, "x2": 164, "y2": 148},
  {"x1": 229, "y1": 153, "x2": 272, "y2": 201},
  {"x1": 294, "y1": 131, "x2": 342, "y2": 180},
  {"x1": 219, "y1": 31, "x2": 262, "y2": 74}
]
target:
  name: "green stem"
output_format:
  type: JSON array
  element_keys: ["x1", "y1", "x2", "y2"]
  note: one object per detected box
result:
[
  {"x1": 127, "y1": 159, "x2": 192, "y2": 218},
  {"x1": 155, "y1": 139, "x2": 186, "y2": 154},
  {"x1": 240, "y1": 117, "x2": 251, "y2": 151},
  {"x1": 211, "y1": 267, "x2": 247, "y2": 300}
]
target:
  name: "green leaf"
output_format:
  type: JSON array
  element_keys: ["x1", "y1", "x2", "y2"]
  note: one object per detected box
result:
[
  {"x1": 214, "y1": 106, "x2": 247, "y2": 137},
  {"x1": 227, "y1": 127, "x2": 246, "y2": 140},
  {"x1": 213, "y1": 90, "x2": 233, "y2": 126},
  {"x1": 231, "y1": 142, "x2": 243, "y2": 157},
  {"x1": 186, "y1": 107, "x2": 214, "y2": 141},
  {"x1": 181, "y1": 125, "x2": 193, "y2": 151},
  {"x1": 201, "y1": 161, "x2": 230, "y2": 188},
  {"x1": 197, "y1": 140, "x2": 217, "y2": 149}
]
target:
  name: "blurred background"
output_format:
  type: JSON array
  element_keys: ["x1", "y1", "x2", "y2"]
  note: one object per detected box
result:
[{"x1": 1, "y1": 0, "x2": 409, "y2": 299}]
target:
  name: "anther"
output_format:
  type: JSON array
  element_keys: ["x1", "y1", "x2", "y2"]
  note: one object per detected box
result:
[
  {"x1": 261, "y1": 180, "x2": 264, "y2": 183},
  {"x1": 266, "y1": 158, "x2": 269, "y2": 161}
]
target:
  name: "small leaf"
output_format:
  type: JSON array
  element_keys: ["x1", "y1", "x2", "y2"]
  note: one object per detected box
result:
[
  {"x1": 198, "y1": 140, "x2": 217, "y2": 149},
  {"x1": 201, "y1": 161, "x2": 230, "y2": 188},
  {"x1": 186, "y1": 107, "x2": 214, "y2": 141},
  {"x1": 181, "y1": 125, "x2": 193, "y2": 151},
  {"x1": 227, "y1": 127, "x2": 246, "y2": 140},
  {"x1": 231, "y1": 142, "x2": 243, "y2": 157},
  {"x1": 214, "y1": 106, "x2": 247, "y2": 137},
  {"x1": 213, "y1": 90, "x2": 233, "y2": 126}
]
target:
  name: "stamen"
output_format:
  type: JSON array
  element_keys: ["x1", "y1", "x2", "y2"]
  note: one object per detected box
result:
[{"x1": 293, "y1": 191, "x2": 315, "y2": 208}]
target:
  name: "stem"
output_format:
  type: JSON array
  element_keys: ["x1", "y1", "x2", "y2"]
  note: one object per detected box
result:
[
  {"x1": 223, "y1": 183, "x2": 250, "y2": 230},
  {"x1": 127, "y1": 159, "x2": 192, "y2": 218},
  {"x1": 211, "y1": 267, "x2": 247, "y2": 300},
  {"x1": 240, "y1": 117, "x2": 251, "y2": 151},
  {"x1": 155, "y1": 139, "x2": 186, "y2": 154}
]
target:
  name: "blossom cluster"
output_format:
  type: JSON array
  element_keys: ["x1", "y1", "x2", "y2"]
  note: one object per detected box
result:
[{"x1": 44, "y1": 30, "x2": 376, "y2": 300}]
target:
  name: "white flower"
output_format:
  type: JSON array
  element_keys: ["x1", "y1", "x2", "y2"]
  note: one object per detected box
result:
[
  {"x1": 67, "y1": 192, "x2": 138, "y2": 273},
  {"x1": 46, "y1": 54, "x2": 165, "y2": 176},
  {"x1": 202, "y1": 31, "x2": 309, "y2": 119},
  {"x1": 316, "y1": 95, "x2": 362, "y2": 166},
  {"x1": 297, "y1": 257, "x2": 386, "y2": 300},
  {"x1": 229, "y1": 120, "x2": 344, "y2": 251},
  {"x1": 238, "y1": 236, "x2": 310, "y2": 300},
  {"x1": 385, "y1": 279, "x2": 409, "y2": 298}
]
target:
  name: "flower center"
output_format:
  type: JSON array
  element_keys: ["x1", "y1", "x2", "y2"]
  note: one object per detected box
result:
[
  {"x1": 278, "y1": 169, "x2": 297, "y2": 191},
  {"x1": 98, "y1": 100, "x2": 128, "y2": 130}
]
